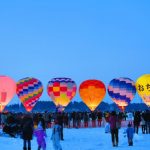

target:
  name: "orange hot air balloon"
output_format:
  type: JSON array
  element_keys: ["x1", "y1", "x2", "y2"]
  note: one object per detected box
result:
[
  {"x1": 0, "y1": 75, "x2": 16, "y2": 112},
  {"x1": 79, "y1": 80, "x2": 106, "y2": 111}
]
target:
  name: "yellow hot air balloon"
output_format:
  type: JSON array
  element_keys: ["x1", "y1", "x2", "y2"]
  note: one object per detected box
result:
[
  {"x1": 136, "y1": 74, "x2": 150, "y2": 107},
  {"x1": 47, "y1": 78, "x2": 77, "y2": 112},
  {"x1": 79, "y1": 80, "x2": 106, "y2": 111}
]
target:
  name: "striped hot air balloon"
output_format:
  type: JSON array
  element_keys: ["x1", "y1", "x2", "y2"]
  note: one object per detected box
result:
[
  {"x1": 47, "y1": 77, "x2": 77, "y2": 112},
  {"x1": 108, "y1": 77, "x2": 136, "y2": 111},
  {"x1": 16, "y1": 77, "x2": 43, "y2": 112}
]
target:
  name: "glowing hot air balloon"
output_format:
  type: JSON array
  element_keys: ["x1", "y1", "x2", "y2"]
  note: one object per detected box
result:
[
  {"x1": 16, "y1": 77, "x2": 43, "y2": 112},
  {"x1": 0, "y1": 75, "x2": 16, "y2": 112},
  {"x1": 79, "y1": 80, "x2": 106, "y2": 111},
  {"x1": 136, "y1": 74, "x2": 150, "y2": 107},
  {"x1": 108, "y1": 77, "x2": 136, "y2": 111},
  {"x1": 47, "y1": 78, "x2": 77, "y2": 111}
]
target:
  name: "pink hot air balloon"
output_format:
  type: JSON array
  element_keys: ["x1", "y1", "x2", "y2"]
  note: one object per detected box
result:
[{"x1": 0, "y1": 75, "x2": 16, "y2": 112}]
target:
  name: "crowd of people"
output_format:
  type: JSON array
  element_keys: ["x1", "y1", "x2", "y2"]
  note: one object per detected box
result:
[{"x1": 0, "y1": 110, "x2": 150, "y2": 150}]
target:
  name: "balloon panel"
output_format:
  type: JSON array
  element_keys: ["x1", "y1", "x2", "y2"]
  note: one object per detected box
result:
[
  {"x1": 108, "y1": 78, "x2": 136, "y2": 108},
  {"x1": 0, "y1": 76, "x2": 16, "y2": 112},
  {"x1": 16, "y1": 77, "x2": 43, "y2": 112},
  {"x1": 47, "y1": 78, "x2": 77, "y2": 107},
  {"x1": 79, "y1": 80, "x2": 106, "y2": 111},
  {"x1": 136, "y1": 74, "x2": 150, "y2": 107}
]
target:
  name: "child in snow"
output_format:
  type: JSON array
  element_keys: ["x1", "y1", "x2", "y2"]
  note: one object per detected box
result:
[
  {"x1": 105, "y1": 122, "x2": 110, "y2": 133},
  {"x1": 126, "y1": 123, "x2": 134, "y2": 146},
  {"x1": 51, "y1": 120, "x2": 62, "y2": 150},
  {"x1": 34, "y1": 121, "x2": 47, "y2": 150}
]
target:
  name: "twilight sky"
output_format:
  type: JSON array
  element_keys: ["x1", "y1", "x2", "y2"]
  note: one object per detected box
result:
[{"x1": 0, "y1": 0, "x2": 150, "y2": 104}]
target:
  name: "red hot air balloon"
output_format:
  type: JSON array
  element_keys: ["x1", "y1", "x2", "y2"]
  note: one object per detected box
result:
[
  {"x1": 0, "y1": 76, "x2": 16, "y2": 112},
  {"x1": 16, "y1": 77, "x2": 43, "y2": 112}
]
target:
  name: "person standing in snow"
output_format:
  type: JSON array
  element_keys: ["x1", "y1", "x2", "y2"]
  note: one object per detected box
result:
[
  {"x1": 51, "y1": 120, "x2": 62, "y2": 150},
  {"x1": 109, "y1": 111, "x2": 120, "y2": 147},
  {"x1": 21, "y1": 114, "x2": 34, "y2": 150},
  {"x1": 34, "y1": 121, "x2": 47, "y2": 150},
  {"x1": 145, "y1": 110, "x2": 150, "y2": 134},
  {"x1": 57, "y1": 112, "x2": 64, "y2": 140},
  {"x1": 91, "y1": 112, "x2": 96, "y2": 127},
  {"x1": 126, "y1": 123, "x2": 134, "y2": 146},
  {"x1": 133, "y1": 111, "x2": 141, "y2": 134},
  {"x1": 105, "y1": 122, "x2": 110, "y2": 133},
  {"x1": 141, "y1": 113, "x2": 146, "y2": 134},
  {"x1": 84, "y1": 112, "x2": 89, "y2": 128},
  {"x1": 97, "y1": 111, "x2": 102, "y2": 127}
]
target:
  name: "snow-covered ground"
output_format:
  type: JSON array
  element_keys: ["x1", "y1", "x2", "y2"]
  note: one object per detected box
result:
[{"x1": 0, "y1": 128, "x2": 149, "y2": 150}]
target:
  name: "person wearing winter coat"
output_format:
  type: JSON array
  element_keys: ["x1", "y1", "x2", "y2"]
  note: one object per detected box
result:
[
  {"x1": 91, "y1": 112, "x2": 96, "y2": 127},
  {"x1": 97, "y1": 111, "x2": 102, "y2": 127},
  {"x1": 141, "y1": 113, "x2": 146, "y2": 134},
  {"x1": 133, "y1": 111, "x2": 141, "y2": 134},
  {"x1": 109, "y1": 111, "x2": 120, "y2": 147},
  {"x1": 34, "y1": 121, "x2": 47, "y2": 150},
  {"x1": 145, "y1": 110, "x2": 150, "y2": 134},
  {"x1": 51, "y1": 120, "x2": 62, "y2": 150},
  {"x1": 126, "y1": 123, "x2": 134, "y2": 146},
  {"x1": 57, "y1": 113, "x2": 64, "y2": 140},
  {"x1": 105, "y1": 122, "x2": 110, "y2": 133},
  {"x1": 21, "y1": 114, "x2": 34, "y2": 150},
  {"x1": 84, "y1": 112, "x2": 89, "y2": 128}
]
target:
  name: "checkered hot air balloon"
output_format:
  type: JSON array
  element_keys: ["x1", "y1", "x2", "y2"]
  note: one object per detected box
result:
[
  {"x1": 108, "y1": 77, "x2": 136, "y2": 111},
  {"x1": 0, "y1": 75, "x2": 16, "y2": 112},
  {"x1": 47, "y1": 78, "x2": 77, "y2": 111},
  {"x1": 79, "y1": 80, "x2": 106, "y2": 111},
  {"x1": 16, "y1": 77, "x2": 43, "y2": 112}
]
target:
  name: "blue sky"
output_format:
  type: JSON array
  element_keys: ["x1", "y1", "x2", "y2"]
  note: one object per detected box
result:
[{"x1": 0, "y1": 0, "x2": 150, "y2": 104}]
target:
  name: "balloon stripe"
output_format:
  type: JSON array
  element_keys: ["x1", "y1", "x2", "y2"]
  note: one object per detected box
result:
[
  {"x1": 19, "y1": 87, "x2": 43, "y2": 102},
  {"x1": 16, "y1": 77, "x2": 43, "y2": 112},
  {"x1": 108, "y1": 77, "x2": 136, "y2": 111}
]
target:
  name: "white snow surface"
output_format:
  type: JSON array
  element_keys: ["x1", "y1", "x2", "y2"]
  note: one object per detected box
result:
[{"x1": 0, "y1": 128, "x2": 149, "y2": 150}]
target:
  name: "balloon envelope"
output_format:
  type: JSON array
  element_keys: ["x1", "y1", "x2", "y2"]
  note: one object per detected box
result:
[
  {"x1": 79, "y1": 80, "x2": 106, "y2": 111},
  {"x1": 108, "y1": 77, "x2": 136, "y2": 111},
  {"x1": 16, "y1": 77, "x2": 43, "y2": 112},
  {"x1": 0, "y1": 75, "x2": 16, "y2": 112},
  {"x1": 136, "y1": 74, "x2": 150, "y2": 107},
  {"x1": 47, "y1": 78, "x2": 77, "y2": 110}
]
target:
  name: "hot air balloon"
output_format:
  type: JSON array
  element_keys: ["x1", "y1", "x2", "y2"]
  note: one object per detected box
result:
[
  {"x1": 79, "y1": 80, "x2": 106, "y2": 111},
  {"x1": 0, "y1": 75, "x2": 16, "y2": 112},
  {"x1": 108, "y1": 77, "x2": 136, "y2": 111},
  {"x1": 47, "y1": 78, "x2": 77, "y2": 111},
  {"x1": 16, "y1": 77, "x2": 43, "y2": 112},
  {"x1": 136, "y1": 74, "x2": 150, "y2": 107}
]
